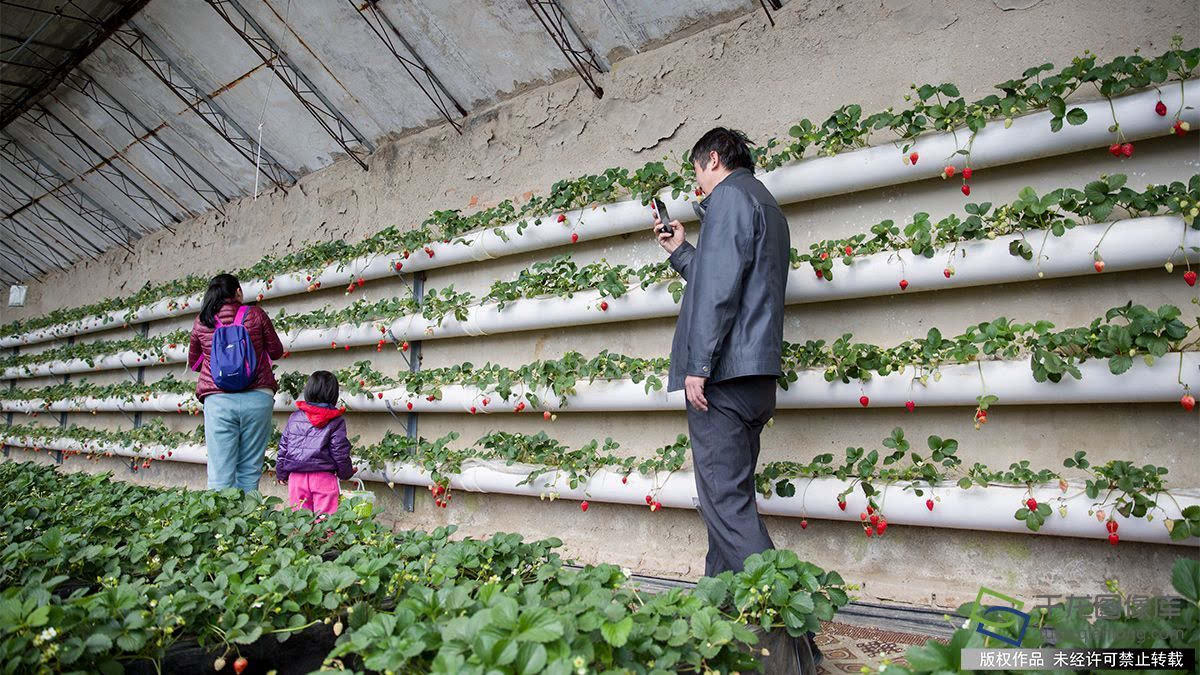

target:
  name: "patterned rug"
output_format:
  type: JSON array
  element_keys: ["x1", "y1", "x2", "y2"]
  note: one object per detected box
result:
[{"x1": 814, "y1": 620, "x2": 948, "y2": 673}]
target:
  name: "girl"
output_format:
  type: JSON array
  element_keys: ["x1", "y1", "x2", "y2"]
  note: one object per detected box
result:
[
  {"x1": 188, "y1": 274, "x2": 284, "y2": 492},
  {"x1": 276, "y1": 371, "x2": 355, "y2": 514}
]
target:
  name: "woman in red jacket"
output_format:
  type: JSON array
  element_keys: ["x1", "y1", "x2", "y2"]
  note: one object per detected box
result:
[{"x1": 188, "y1": 274, "x2": 285, "y2": 492}]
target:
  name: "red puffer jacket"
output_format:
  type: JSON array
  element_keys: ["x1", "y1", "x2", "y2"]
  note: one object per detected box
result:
[{"x1": 188, "y1": 301, "x2": 285, "y2": 400}]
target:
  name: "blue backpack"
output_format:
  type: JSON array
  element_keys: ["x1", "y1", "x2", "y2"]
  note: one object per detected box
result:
[{"x1": 208, "y1": 306, "x2": 257, "y2": 392}]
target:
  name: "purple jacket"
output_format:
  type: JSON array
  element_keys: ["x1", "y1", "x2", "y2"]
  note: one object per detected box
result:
[{"x1": 276, "y1": 401, "x2": 353, "y2": 482}]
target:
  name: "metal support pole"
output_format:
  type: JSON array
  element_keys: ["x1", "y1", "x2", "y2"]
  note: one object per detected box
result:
[
  {"x1": 130, "y1": 322, "x2": 147, "y2": 472},
  {"x1": 54, "y1": 336, "x2": 72, "y2": 463},
  {"x1": 3, "y1": 346, "x2": 14, "y2": 458},
  {"x1": 401, "y1": 270, "x2": 425, "y2": 513}
]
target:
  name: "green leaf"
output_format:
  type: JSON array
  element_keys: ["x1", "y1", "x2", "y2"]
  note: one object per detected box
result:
[
  {"x1": 1171, "y1": 557, "x2": 1200, "y2": 603},
  {"x1": 1065, "y1": 107, "x2": 1088, "y2": 125},
  {"x1": 601, "y1": 616, "x2": 633, "y2": 647}
]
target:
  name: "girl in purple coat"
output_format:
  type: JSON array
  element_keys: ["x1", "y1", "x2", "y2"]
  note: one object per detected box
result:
[{"x1": 276, "y1": 371, "x2": 355, "y2": 514}]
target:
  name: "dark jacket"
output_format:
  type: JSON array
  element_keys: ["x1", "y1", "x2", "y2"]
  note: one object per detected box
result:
[
  {"x1": 188, "y1": 301, "x2": 285, "y2": 400},
  {"x1": 276, "y1": 401, "x2": 354, "y2": 482},
  {"x1": 666, "y1": 167, "x2": 790, "y2": 391}
]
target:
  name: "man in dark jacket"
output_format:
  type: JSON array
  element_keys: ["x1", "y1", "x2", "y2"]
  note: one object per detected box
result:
[{"x1": 654, "y1": 127, "x2": 822, "y2": 670}]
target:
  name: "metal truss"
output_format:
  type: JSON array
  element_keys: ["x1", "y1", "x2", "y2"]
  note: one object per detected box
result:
[
  {"x1": 23, "y1": 104, "x2": 178, "y2": 234},
  {"x1": 0, "y1": 0, "x2": 152, "y2": 127},
  {"x1": 57, "y1": 68, "x2": 230, "y2": 212},
  {"x1": 0, "y1": 171, "x2": 113, "y2": 259},
  {"x1": 0, "y1": 133, "x2": 144, "y2": 250},
  {"x1": 525, "y1": 0, "x2": 606, "y2": 99},
  {"x1": 109, "y1": 25, "x2": 296, "y2": 190},
  {"x1": 346, "y1": 0, "x2": 466, "y2": 134},
  {"x1": 758, "y1": 0, "x2": 783, "y2": 27},
  {"x1": 0, "y1": 203, "x2": 76, "y2": 270},
  {"x1": 205, "y1": 0, "x2": 374, "y2": 171}
]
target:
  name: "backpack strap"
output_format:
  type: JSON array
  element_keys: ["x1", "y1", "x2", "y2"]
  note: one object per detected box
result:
[{"x1": 231, "y1": 305, "x2": 250, "y2": 327}]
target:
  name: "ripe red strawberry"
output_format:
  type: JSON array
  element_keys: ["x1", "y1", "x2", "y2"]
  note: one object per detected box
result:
[
  {"x1": 1120, "y1": 143, "x2": 1133, "y2": 157},
  {"x1": 926, "y1": 499, "x2": 934, "y2": 511},
  {"x1": 869, "y1": 513, "x2": 880, "y2": 525},
  {"x1": 844, "y1": 245, "x2": 853, "y2": 255},
  {"x1": 962, "y1": 167, "x2": 973, "y2": 180},
  {"x1": 344, "y1": 344, "x2": 350, "y2": 351},
  {"x1": 650, "y1": 501, "x2": 661, "y2": 512},
  {"x1": 866, "y1": 505, "x2": 874, "y2": 515},
  {"x1": 557, "y1": 214, "x2": 568, "y2": 223},
  {"x1": 864, "y1": 526, "x2": 874, "y2": 537},
  {"x1": 516, "y1": 401, "x2": 526, "y2": 412},
  {"x1": 815, "y1": 270, "x2": 823, "y2": 279},
  {"x1": 376, "y1": 341, "x2": 384, "y2": 352},
  {"x1": 1106, "y1": 520, "x2": 1118, "y2": 533},
  {"x1": 622, "y1": 475, "x2": 628, "y2": 484},
  {"x1": 1094, "y1": 260, "x2": 1105, "y2": 273},
  {"x1": 482, "y1": 398, "x2": 490, "y2": 406},
  {"x1": 909, "y1": 152, "x2": 919, "y2": 165},
  {"x1": 961, "y1": 184, "x2": 971, "y2": 196},
  {"x1": 377, "y1": 392, "x2": 383, "y2": 399},
  {"x1": 1184, "y1": 270, "x2": 1197, "y2": 287},
  {"x1": 1109, "y1": 143, "x2": 1121, "y2": 157},
  {"x1": 256, "y1": 293, "x2": 264, "y2": 302},
  {"x1": 838, "y1": 499, "x2": 847, "y2": 511},
  {"x1": 646, "y1": 494, "x2": 653, "y2": 504},
  {"x1": 571, "y1": 233, "x2": 579, "y2": 243},
  {"x1": 820, "y1": 252, "x2": 828, "y2": 260},
  {"x1": 905, "y1": 400, "x2": 915, "y2": 413},
  {"x1": 943, "y1": 268, "x2": 952, "y2": 278},
  {"x1": 359, "y1": 380, "x2": 366, "y2": 387},
  {"x1": 403, "y1": 250, "x2": 410, "y2": 258},
  {"x1": 1026, "y1": 497, "x2": 1038, "y2": 511},
  {"x1": 1175, "y1": 120, "x2": 1189, "y2": 136},
  {"x1": 426, "y1": 395, "x2": 435, "y2": 402},
  {"x1": 306, "y1": 275, "x2": 312, "y2": 281},
  {"x1": 944, "y1": 166, "x2": 955, "y2": 178},
  {"x1": 899, "y1": 279, "x2": 909, "y2": 290},
  {"x1": 406, "y1": 402, "x2": 413, "y2": 410},
  {"x1": 401, "y1": 341, "x2": 410, "y2": 351},
  {"x1": 1155, "y1": 100, "x2": 1168, "y2": 116},
  {"x1": 470, "y1": 406, "x2": 477, "y2": 414},
  {"x1": 600, "y1": 301, "x2": 609, "y2": 311},
  {"x1": 233, "y1": 657, "x2": 248, "y2": 674},
  {"x1": 695, "y1": 188, "x2": 703, "y2": 196},
  {"x1": 876, "y1": 519, "x2": 888, "y2": 534},
  {"x1": 800, "y1": 519, "x2": 808, "y2": 529},
  {"x1": 357, "y1": 278, "x2": 365, "y2": 286},
  {"x1": 580, "y1": 501, "x2": 589, "y2": 512},
  {"x1": 331, "y1": 341, "x2": 337, "y2": 349},
  {"x1": 1108, "y1": 532, "x2": 1119, "y2": 546},
  {"x1": 860, "y1": 511, "x2": 868, "y2": 521},
  {"x1": 1181, "y1": 394, "x2": 1196, "y2": 411},
  {"x1": 395, "y1": 262, "x2": 403, "y2": 271},
  {"x1": 859, "y1": 395, "x2": 869, "y2": 407},
  {"x1": 543, "y1": 411, "x2": 552, "y2": 420}
]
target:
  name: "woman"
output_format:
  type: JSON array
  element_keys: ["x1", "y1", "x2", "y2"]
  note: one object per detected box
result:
[{"x1": 188, "y1": 273, "x2": 285, "y2": 492}]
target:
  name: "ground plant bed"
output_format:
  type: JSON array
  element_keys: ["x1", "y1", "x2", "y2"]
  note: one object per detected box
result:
[{"x1": 0, "y1": 462, "x2": 851, "y2": 674}]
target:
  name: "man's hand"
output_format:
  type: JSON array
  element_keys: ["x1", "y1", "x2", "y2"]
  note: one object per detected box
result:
[
  {"x1": 653, "y1": 212, "x2": 685, "y2": 254},
  {"x1": 685, "y1": 375, "x2": 708, "y2": 411}
]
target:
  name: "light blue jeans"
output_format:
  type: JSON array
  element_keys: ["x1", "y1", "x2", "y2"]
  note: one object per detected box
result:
[{"x1": 203, "y1": 389, "x2": 275, "y2": 492}]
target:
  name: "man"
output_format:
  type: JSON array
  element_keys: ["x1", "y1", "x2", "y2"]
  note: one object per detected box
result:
[{"x1": 654, "y1": 127, "x2": 822, "y2": 671}]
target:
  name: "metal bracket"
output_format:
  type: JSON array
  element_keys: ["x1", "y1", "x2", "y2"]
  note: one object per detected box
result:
[{"x1": 525, "y1": 0, "x2": 606, "y2": 99}]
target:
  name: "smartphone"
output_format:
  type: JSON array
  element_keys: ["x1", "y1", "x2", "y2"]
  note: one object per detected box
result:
[{"x1": 653, "y1": 198, "x2": 673, "y2": 236}]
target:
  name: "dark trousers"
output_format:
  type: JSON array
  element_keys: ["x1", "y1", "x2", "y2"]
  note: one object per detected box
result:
[{"x1": 686, "y1": 374, "x2": 777, "y2": 576}]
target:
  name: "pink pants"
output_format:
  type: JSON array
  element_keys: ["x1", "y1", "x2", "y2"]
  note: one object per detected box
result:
[{"x1": 288, "y1": 471, "x2": 340, "y2": 514}]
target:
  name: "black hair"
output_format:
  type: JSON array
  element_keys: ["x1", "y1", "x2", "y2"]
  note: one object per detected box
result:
[
  {"x1": 690, "y1": 127, "x2": 755, "y2": 173},
  {"x1": 303, "y1": 370, "x2": 340, "y2": 406},
  {"x1": 198, "y1": 273, "x2": 241, "y2": 329}
]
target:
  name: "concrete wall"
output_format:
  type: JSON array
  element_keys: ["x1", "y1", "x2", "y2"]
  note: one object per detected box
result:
[{"x1": 3, "y1": 0, "x2": 1199, "y2": 611}]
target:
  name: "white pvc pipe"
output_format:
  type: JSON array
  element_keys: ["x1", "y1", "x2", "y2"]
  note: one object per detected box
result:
[
  {"x1": 4, "y1": 81, "x2": 1195, "y2": 350},
  {"x1": 3, "y1": 354, "x2": 1195, "y2": 414},
  {"x1": 2, "y1": 435, "x2": 1193, "y2": 546},
  {"x1": 4, "y1": 215, "x2": 1194, "y2": 381}
]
